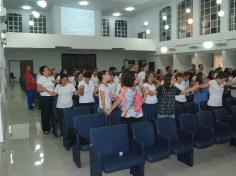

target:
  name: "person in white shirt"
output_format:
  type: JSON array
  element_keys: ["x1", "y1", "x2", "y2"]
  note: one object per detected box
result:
[
  {"x1": 175, "y1": 73, "x2": 188, "y2": 104},
  {"x1": 142, "y1": 71, "x2": 158, "y2": 105},
  {"x1": 97, "y1": 70, "x2": 112, "y2": 115},
  {"x1": 138, "y1": 63, "x2": 149, "y2": 84},
  {"x1": 198, "y1": 71, "x2": 236, "y2": 110},
  {"x1": 37, "y1": 65, "x2": 56, "y2": 135},
  {"x1": 54, "y1": 74, "x2": 79, "y2": 136},
  {"x1": 108, "y1": 71, "x2": 120, "y2": 100},
  {"x1": 91, "y1": 68, "x2": 99, "y2": 88},
  {"x1": 78, "y1": 71, "x2": 96, "y2": 113}
]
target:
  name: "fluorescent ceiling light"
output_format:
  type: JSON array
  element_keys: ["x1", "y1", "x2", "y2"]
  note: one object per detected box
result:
[
  {"x1": 218, "y1": 10, "x2": 224, "y2": 17},
  {"x1": 113, "y1": 12, "x2": 121, "y2": 17},
  {"x1": 125, "y1": 7, "x2": 135, "y2": 11},
  {"x1": 32, "y1": 11, "x2": 40, "y2": 18},
  {"x1": 216, "y1": 0, "x2": 222, "y2": 4},
  {"x1": 37, "y1": 0, "x2": 47, "y2": 8},
  {"x1": 203, "y1": 41, "x2": 214, "y2": 49},
  {"x1": 78, "y1": 1, "x2": 89, "y2": 6},
  {"x1": 185, "y1": 8, "x2": 191, "y2": 14},
  {"x1": 188, "y1": 18, "x2": 193, "y2": 24},
  {"x1": 22, "y1": 5, "x2": 32, "y2": 10},
  {"x1": 160, "y1": 47, "x2": 168, "y2": 54},
  {"x1": 146, "y1": 29, "x2": 151, "y2": 35},
  {"x1": 29, "y1": 20, "x2": 34, "y2": 26},
  {"x1": 143, "y1": 21, "x2": 149, "y2": 26}
]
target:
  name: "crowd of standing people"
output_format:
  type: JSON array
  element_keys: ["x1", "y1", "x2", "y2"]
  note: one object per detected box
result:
[{"x1": 23, "y1": 63, "x2": 236, "y2": 135}]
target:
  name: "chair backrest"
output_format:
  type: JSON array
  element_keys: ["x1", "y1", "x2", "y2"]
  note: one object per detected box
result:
[
  {"x1": 185, "y1": 102, "x2": 199, "y2": 113},
  {"x1": 179, "y1": 113, "x2": 198, "y2": 135},
  {"x1": 213, "y1": 108, "x2": 232, "y2": 124},
  {"x1": 131, "y1": 121, "x2": 156, "y2": 148},
  {"x1": 231, "y1": 105, "x2": 236, "y2": 120},
  {"x1": 63, "y1": 106, "x2": 92, "y2": 135},
  {"x1": 90, "y1": 124, "x2": 129, "y2": 157},
  {"x1": 108, "y1": 110, "x2": 122, "y2": 125},
  {"x1": 197, "y1": 111, "x2": 215, "y2": 128},
  {"x1": 155, "y1": 118, "x2": 177, "y2": 144},
  {"x1": 73, "y1": 113, "x2": 106, "y2": 139},
  {"x1": 199, "y1": 101, "x2": 207, "y2": 111}
]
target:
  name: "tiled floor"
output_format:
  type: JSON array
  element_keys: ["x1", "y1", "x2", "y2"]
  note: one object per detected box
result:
[{"x1": 2, "y1": 83, "x2": 236, "y2": 176}]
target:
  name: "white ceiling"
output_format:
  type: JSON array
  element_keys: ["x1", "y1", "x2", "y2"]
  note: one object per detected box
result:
[{"x1": 3, "y1": 0, "x2": 170, "y2": 16}]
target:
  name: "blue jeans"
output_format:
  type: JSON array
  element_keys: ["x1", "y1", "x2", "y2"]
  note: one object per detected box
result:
[{"x1": 26, "y1": 90, "x2": 35, "y2": 109}]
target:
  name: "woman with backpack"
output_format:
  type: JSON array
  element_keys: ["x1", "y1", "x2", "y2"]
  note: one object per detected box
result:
[{"x1": 109, "y1": 71, "x2": 149, "y2": 137}]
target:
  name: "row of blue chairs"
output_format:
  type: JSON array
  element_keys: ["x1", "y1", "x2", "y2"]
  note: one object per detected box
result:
[{"x1": 89, "y1": 106, "x2": 236, "y2": 176}]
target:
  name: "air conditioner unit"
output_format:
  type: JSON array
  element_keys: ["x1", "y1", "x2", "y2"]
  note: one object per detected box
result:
[{"x1": 169, "y1": 47, "x2": 176, "y2": 51}]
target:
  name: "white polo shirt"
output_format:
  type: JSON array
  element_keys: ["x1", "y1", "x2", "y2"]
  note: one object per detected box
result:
[
  {"x1": 78, "y1": 80, "x2": 95, "y2": 104},
  {"x1": 175, "y1": 82, "x2": 187, "y2": 103},
  {"x1": 208, "y1": 80, "x2": 225, "y2": 107},
  {"x1": 55, "y1": 83, "x2": 75, "y2": 108},
  {"x1": 37, "y1": 76, "x2": 54, "y2": 96},
  {"x1": 99, "y1": 84, "x2": 112, "y2": 109},
  {"x1": 143, "y1": 83, "x2": 158, "y2": 104}
]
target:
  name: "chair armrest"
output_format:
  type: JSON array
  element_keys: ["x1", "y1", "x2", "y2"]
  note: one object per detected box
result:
[
  {"x1": 178, "y1": 129, "x2": 193, "y2": 144},
  {"x1": 130, "y1": 140, "x2": 144, "y2": 156},
  {"x1": 198, "y1": 126, "x2": 214, "y2": 140},
  {"x1": 156, "y1": 135, "x2": 171, "y2": 150}
]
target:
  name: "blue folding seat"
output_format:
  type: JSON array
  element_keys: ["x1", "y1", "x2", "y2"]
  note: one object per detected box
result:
[
  {"x1": 90, "y1": 124, "x2": 145, "y2": 176},
  {"x1": 199, "y1": 100, "x2": 207, "y2": 111},
  {"x1": 175, "y1": 103, "x2": 185, "y2": 127},
  {"x1": 63, "y1": 106, "x2": 91, "y2": 150},
  {"x1": 155, "y1": 117, "x2": 194, "y2": 166},
  {"x1": 72, "y1": 113, "x2": 106, "y2": 168},
  {"x1": 179, "y1": 113, "x2": 214, "y2": 149},
  {"x1": 197, "y1": 111, "x2": 231, "y2": 144},
  {"x1": 131, "y1": 121, "x2": 170, "y2": 163},
  {"x1": 107, "y1": 110, "x2": 121, "y2": 125},
  {"x1": 230, "y1": 105, "x2": 236, "y2": 146},
  {"x1": 213, "y1": 108, "x2": 233, "y2": 125},
  {"x1": 185, "y1": 102, "x2": 199, "y2": 114}
]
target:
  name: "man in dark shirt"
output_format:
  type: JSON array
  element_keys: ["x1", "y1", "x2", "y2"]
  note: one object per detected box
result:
[{"x1": 24, "y1": 66, "x2": 36, "y2": 110}]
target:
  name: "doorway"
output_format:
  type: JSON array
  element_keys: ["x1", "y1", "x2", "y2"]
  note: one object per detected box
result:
[
  {"x1": 8, "y1": 60, "x2": 33, "y2": 82},
  {"x1": 61, "y1": 54, "x2": 96, "y2": 75}
]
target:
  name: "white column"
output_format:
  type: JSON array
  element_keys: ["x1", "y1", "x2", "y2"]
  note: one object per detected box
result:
[
  {"x1": 220, "y1": 0, "x2": 229, "y2": 33},
  {"x1": 171, "y1": 1, "x2": 178, "y2": 40},
  {"x1": 95, "y1": 10, "x2": 102, "y2": 37},
  {"x1": 51, "y1": 5, "x2": 61, "y2": 34},
  {"x1": 193, "y1": 0, "x2": 201, "y2": 37}
]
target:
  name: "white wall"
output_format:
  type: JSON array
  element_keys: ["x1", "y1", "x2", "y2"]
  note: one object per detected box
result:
[
  {"x1": 173, "y1": 54, "x2": 192, "y2": 72},
  {"x1": 194, "y1": 52, "x2": 214, "y2": 73},
  {"x1": 222, "y1": 50, "x2": 236, "y2": 69},
  {"x1": 157, "y1": 55, "x2": 173, "y2": 73},
  {"x1": 5, "y1": 49, "x2": 156, "y2": 76}
]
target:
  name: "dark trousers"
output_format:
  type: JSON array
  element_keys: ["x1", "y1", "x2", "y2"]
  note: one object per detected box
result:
[
  {"x1": 207, "y1": 105, "x2": 222, "y2": 111},
  {"x1": 26, "y1": 90, "x2": 35, "y2": 109},
  {"x1": 121, "y1": 117, "x2": 143, "y2": 140},
  {"x1": 79, "y1": 102, "x2": 95, "y2": 114},
  {"x1": 56, "y1": 108, "x2": 65, "y2": 136},
  {"x1": 40, "y1": 96, "x2": 53, "y2": 132}
]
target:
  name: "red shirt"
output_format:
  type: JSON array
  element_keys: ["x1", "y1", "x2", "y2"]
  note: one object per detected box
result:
[{"x1": 24, "y1": 72, "x2": 36, "y2": 90}]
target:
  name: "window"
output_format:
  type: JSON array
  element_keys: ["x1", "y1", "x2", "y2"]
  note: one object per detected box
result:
[
  {"x1": 7, "y1": 13, "x2": 22, "y2": 32},
  {"x1": 102, "y1": 19, "x2": 110, "y2": 37},
  {"x1": 201, "y1": 0, "x2": 221, "y2": 35},
  {"x1": 115, "y1": 20, "x2": 127, "y2": 38},
  {"x1": 29, "y1": 15, "x2": 46, "y2": 34},
  {"x1": 160, "y1": 6, "x2": 171, "y2": 41},
  {"x1": 178, "y1": 0, "x2": 193, "y2": 39},
  {"x1": 229, "y1": 0, "x2": 236, "y2": 31}
]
